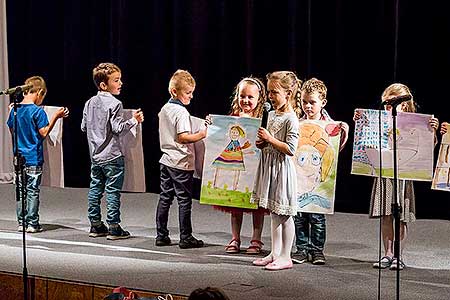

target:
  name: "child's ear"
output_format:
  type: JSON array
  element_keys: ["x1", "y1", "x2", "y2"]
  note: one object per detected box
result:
[
  {"x1": 99, "y1": 82, "x2": 107, "y2": 91},
  {"x1": 321, "y1": 99, "x2": 328, "y2": 107},
  {"x1": 171, "y1": 88, "x2": 178, "y2": 97}
]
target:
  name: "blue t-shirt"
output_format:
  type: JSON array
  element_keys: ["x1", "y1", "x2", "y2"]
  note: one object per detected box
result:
[{"x1": 7, "y1": 104, "x2": 49, "y2": 166}]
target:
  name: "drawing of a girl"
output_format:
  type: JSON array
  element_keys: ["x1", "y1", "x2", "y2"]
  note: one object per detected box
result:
[{"x1": 212, "y1": 124, "x2": 251, "y2": 190}]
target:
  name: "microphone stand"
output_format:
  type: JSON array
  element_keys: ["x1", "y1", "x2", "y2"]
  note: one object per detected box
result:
[
  {"x1": 390, "y1": 104, "x2": 401, "y2": 300},
  {"x1": 9, "y1": 88, "x2": 29, "y2": 300}
]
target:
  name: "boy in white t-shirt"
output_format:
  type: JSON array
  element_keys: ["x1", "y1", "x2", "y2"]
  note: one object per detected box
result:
[{"x1": 156, "y1": 69, "x2": 207, "y2": 249}]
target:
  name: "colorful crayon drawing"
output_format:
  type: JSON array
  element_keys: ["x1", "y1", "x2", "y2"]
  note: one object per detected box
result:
[
  {"x1": 351, "y1": 109, "x2": 434, "y2": 181},
  {"x1": 295, "y1": 120, "x2": 341, "y2": 214},
  {"x1": 432, "y1": 131, "x2": 450, "y2": 191},
  {"x1": 200, "y1": 115, "x2": 261, "y2": 209}
]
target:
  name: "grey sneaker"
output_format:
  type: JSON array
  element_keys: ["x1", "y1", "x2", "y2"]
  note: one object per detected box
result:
[
  {"x1": 292, "y1": 250, "x2": 308, "y2": 264},
  {"x1": 107, "y1": 224, "x2": 131, "y2": 240},
  {"x1": 89, "y1": 222, "x2": 109, "y2": 238},
  {"x1": 373, "y1": 256, "x2": 393, "y2": 269},
  {"x1": 26, "y1": 225, "x2": 43, "y2": 233}
]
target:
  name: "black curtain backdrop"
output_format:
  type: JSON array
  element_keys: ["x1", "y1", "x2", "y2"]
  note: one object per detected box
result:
[{"x1": 5, "y1": 0, "x2": 450, "y2": 219}]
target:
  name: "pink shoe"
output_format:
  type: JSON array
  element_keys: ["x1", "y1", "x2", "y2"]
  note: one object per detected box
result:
[
  {"x1": 252, "y1": 257, "x2": 273, "y2": 266},
  {"x1": 264, "y1": 260, "x2": 293, "y2": 271}
]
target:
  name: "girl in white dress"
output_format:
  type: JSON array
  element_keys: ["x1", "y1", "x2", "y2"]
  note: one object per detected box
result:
[{"x1": 251, "y1": 71, "x2": 301, "y2": 271}]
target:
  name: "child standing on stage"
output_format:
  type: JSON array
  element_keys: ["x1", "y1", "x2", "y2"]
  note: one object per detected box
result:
[
  {"x1": 354, "y1": 83, "x2": 439, "y2": 270},
  {"x1": 81, "y1": 62, "x2": 144, "y2": 240},
  {"x1": 213, "y1": 77, "x2": 269, "y2": 255},
  {"x1": 7, "y1": 76, "x2": 69, "y2": 233},
  {"x1": 251, "y1": 71, "x2": 300, "y2": 271},
  {"x1": 156, "y1": 69, "x2": 206, "y2": 249},
  {"x1": 293, "y1": 78, "x2": 349, "y2": 265}
]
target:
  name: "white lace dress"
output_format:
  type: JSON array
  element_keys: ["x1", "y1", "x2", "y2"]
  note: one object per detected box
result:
[{"x1": 251, "y1": 111, "x2": 299, "y2": 216}]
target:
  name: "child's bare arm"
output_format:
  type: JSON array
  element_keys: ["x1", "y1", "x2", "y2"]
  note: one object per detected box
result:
[
  {"x1": 178, "y1": 130, "x2": 206, "y2": 144},
  {"x1": 339, "y1": 122, "x2": 349, "y2": 152},
  {"x1": 257, "y1": 127, "x2": 294, "y2": 155},
  {"x1": 39, "y1": 107, "x2": 69, "y2": 138}
]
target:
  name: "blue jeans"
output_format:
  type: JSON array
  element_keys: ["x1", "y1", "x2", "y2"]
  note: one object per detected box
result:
[
  {"x1": 17, "y1": 166, "x2": 42, "y2": 227},
  {"x1": 156, "y1": 164, "x2": 194, "y2": 240},
  {"x1": 87, "y1": 156, "x2": 125, "y2": 225},
  {"x1": 294, "y1": 212, "x2": 326, "y2": 253}
]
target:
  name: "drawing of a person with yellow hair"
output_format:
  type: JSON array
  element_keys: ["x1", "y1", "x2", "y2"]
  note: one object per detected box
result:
[
  {"x1": 212, "y1": 124, "x2": 252, "y2": 190},
  {"x1": 296, "y1": 122, "x2": 339, "y2": 209}
]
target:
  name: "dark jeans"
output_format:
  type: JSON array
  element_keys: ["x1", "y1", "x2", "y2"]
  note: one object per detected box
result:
[
  {"x1": 294, "y1": 212, "x2": 326, "y2": 253},
  {"x1": 17, "y1": 166, "x2": 42, "y2": 227},
  {"x1": 87, "y1": 156, "x2": 125, "y2": 225},
  {"x1": 156, "y1": 164, "x2": 194, "y2": 240}
]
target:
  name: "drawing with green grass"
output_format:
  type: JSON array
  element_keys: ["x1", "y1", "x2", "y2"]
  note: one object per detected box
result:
[
  {"x1": 200, "y1": 115, "x2": 260, "y2": 209},
  {"x1": 295, "y1": 120, "x2": 341, "y2": 214}
]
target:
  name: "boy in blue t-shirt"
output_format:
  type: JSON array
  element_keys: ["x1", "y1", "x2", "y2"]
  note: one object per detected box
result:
[{"x1": 7, "y1": 76, "x2": 69, "y2": 233}]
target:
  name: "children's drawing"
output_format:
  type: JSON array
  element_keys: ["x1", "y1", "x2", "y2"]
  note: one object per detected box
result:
[
  {"x1": 432, "y1": 131, "x2": 450, "y2": 191},
  {"x1": 200, "y1": 115, "x2": 260, "y2": 209},
  {"x1": 295, "y1": 120, "x2": 341, "y2": 215},
  {"x1": 351, "y1": 109, "x2": 434, "y2": 181}
]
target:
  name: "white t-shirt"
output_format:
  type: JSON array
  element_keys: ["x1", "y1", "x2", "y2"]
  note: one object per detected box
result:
[{"x1": 158, "y1": 102, "x2": 195, "y2": 171}]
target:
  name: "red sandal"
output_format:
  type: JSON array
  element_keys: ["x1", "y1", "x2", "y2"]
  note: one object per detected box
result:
[
  {"x1": 225, "y1": 238, "x2": 241, "y2": 254},
  {"x1": 246, "y1": 239, "x2": 264, "y2": 254}
]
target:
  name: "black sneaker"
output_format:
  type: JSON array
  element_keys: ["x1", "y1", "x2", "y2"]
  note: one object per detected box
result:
[
  {"x1": 89, "y1": 222, "x2": 109, "y2": 238},
  {"x1": 155, "y1": 236, "x2": 172, "y2": 246},
  {"x1": 292, "y1": 250, "x2": 308, "y2": 264},
  {"x1": 179, "y1": 236, "x2": 204, "y2": 249},
  {"x1": 107, "y1": 224, "x2": 131, "y2": 240},
  {"x1": 311, "y1": 251, "x2": 326, "y2": 265}
]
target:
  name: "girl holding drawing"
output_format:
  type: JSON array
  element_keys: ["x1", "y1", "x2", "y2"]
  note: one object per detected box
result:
[
  {"x1": 354, "y1": 83, "x2": 439, "y2": 270},
  {"x1": 213, "y1": 77, "x2": 269, "y2": 255},
  {"x1": 251, "y1": 71, "x2": 300, "y2": 271}
]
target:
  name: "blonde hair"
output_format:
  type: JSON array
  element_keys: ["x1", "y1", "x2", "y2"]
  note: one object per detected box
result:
[
  {"x1": 168, "y1": 69, "x2": 196, "y2": 97},
  {"x1": 382, "y1": 83, "x2": 416, "y2": 113},
  {"x1": 230, "y1": 125, "x2": 245, "y2": 138},
  {"x1": 24, "y1": 76, "x2": 47, "y2": 98},
  {"x1": 93, "y1": 62, "x2": 121, "y2": 90},
  {"x1": 298, "y1": 123, "x2": 334, "y2": 182},
  {"x1": 301, "y1": 78, "x2": 327, "y2": 100},
  {"x1": 266, "y1": 71, "x2": 303, "y2": 118},
  {"x1": 230, "y1": 76, "x2": 266, "y2": 118}
]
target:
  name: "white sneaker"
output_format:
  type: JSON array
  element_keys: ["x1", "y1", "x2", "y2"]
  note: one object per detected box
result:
[{"x1": 26, "y1": 225, "x2": 43, "y2": 233}]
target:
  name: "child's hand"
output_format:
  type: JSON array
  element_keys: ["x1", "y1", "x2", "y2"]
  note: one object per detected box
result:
[
  {"x1": 429, "y1": 116, "x2": 439, "y2": 131},
  {"x1": 338, "y1": 122, "x2": 349, "y2": 152},
  {"x1": 255, "y1": 139, "x2": 267, "y2": 149},
  {"x1": 134, "y1": 108, "x2": 144, "y2": 123},
  {"x1": 257, "y1": 127, "x2": 272, "y2": 142},
  {"x1": 56, "y1": 107, "x2": 69, "y2": 119},
  {"x1": 205, "y1": 115, "x2": 212, "y2": 127},
  {"x1": 441, "y1": 122, "x2": 449, "y2": 135},
  {"x1": 353, "y1": 110, "x2": 361, "y2": 122}
]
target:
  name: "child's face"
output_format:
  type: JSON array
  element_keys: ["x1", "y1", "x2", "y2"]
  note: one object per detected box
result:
[
  {"x1": 297, "y1": 145, "x2": 322, "y2": 192},
  {"x1": 301, "y1": 91, "x2": 326, "y2": 120},
  {"x1": 382, "y1": 93, "x2": 406, "y2": 112},
  {"x1": 230, "y1": 127, "x2": 240, "y2": 140},
  {"x1": 174, "y1": 83, "x2": 195, "y2": 105},
  {"x1": 267, "y1": 80, "x2": 289, "y2": 111},
  {"x1": 103, "y1": 71, "x2": 122, "y2": 95},
  {"x1": 238, "y1": 82, "x2": 260, "y2": 116}
]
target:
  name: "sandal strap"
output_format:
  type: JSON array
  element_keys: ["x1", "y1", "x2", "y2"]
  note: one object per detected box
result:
[{"x1": 250, "y1": 239, "x2": 264, "y2": 246}]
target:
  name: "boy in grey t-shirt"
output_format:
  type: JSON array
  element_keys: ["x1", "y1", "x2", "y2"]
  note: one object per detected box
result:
[{"x1": 156, "y1": 69, "x2": 206, "y2": 249}]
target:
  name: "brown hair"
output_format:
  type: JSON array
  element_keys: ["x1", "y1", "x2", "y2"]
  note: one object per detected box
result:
[
  {"x1": 382, "y1": 83, "x2": 416, "y2": 113},
  {"x1": 301, "y1": 77, "x2": 327, "y2": 100},
  {"x1": 92, "y1": 62, "x2": 121, "y2": 90},
  {"x1": 168, "y1": 69, "x2": 196, "y2": 97},
  {"x1": 24, "y1": 76, "x2": 47, "y2": 98},
  {"x1": 266, "y1": 71, "x2": 303, "y2": 118},
  {"x1": 188, "y1": 287, "x2": 230, "y2": 300},
  {"x1": 230, "y1": 76, "x2": 266, "y2": 118}
]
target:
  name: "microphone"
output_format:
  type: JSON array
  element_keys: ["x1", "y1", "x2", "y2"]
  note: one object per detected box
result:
[
  {"x1": 381, "y1": 94, "x2": 412, "y2": 107},
  {"x1": 261, "y1": 102, "x2": 272, "y2": 128},
  {"x1": 0, "y1": 84, "x2": 33, "y2": 95}
]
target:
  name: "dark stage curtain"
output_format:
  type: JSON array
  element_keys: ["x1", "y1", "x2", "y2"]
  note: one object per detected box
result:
[{"x1": 5, "y1": 0, "x2": 450, "y2": 219}]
